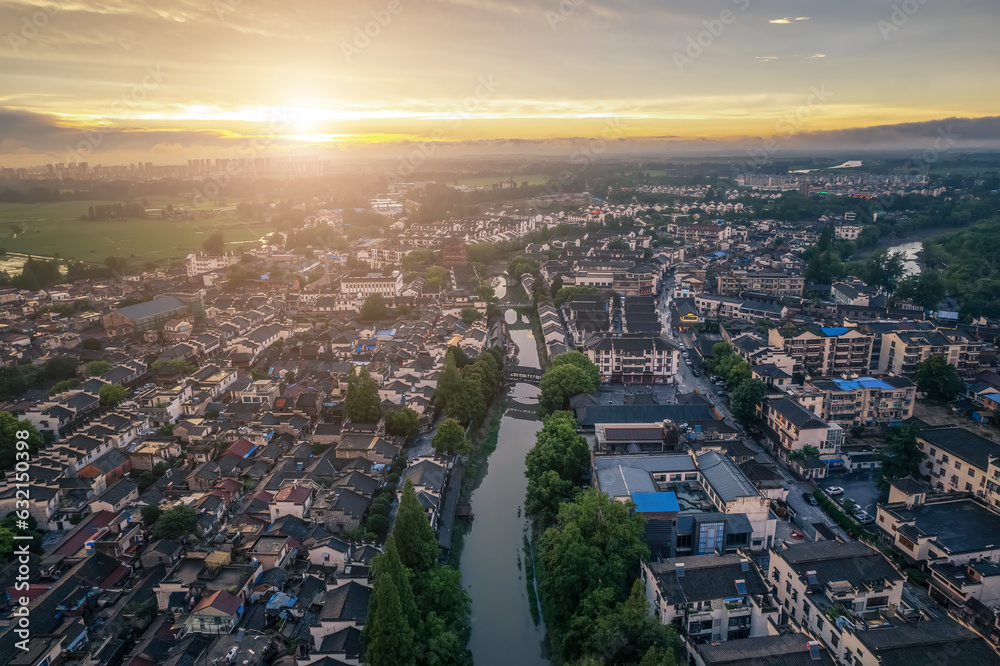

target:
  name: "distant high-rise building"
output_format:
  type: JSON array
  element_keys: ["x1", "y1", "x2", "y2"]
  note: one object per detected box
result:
[{"x1": 441, "y1": 237, "x2": 468, "y2": 268}]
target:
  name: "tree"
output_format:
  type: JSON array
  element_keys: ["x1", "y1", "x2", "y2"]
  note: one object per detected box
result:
[
  {"x1": 356, "y1": 293, "x2": 387, "y2": 321},
  {"x1": 895, "y1": 272, "x2": 946, "y2": 310},
  {"x1": 507, "y1": 255, "x2": 539, "y2": 278},
  {"x1": 866, "y1": 249, "x2": 907, "y2": 294},
  {"x1": 551, "y1": 351, "x2": 601, "y2": 390},
  {"x1": 432, "y1": 418, "x2": 470, "y2": 455},
  {"x1": 537, "y1": 489, "x2": 649, "y2": 649},
  {"x1": 433, "y1": 350, "x2": 463, "y2": 409},
  {"x1": 730, "y1": 379, "x2": 766, "y2": 427},
  {"x1": 879, "y1": 423, "x2": 925, "y2": 485},
  {"x1": 385, "y1": 407, "x2": 421, "y2": 437},
  {"x1": 41, "y1": 355, "x2": 79, "y2": 381},
  {"x1": 366, "y1": 514, "x2": 390, "y2": 536},
  {"x1": 202, "y1": 231, "x2": 225, "y2": 255},
  {"x1": 363, "y1": 544, "x2": 417, "y2": 666},
  {"x1": 393, "y1": 480, "x2": 439, "y2": 573},
  {"x1": 914, "y1": 354, "x2": 963, "y2": 402},
  {"x1": 99, "y1": 383, "x2": 127, "y2": 406},
  {"x1": 86, "y1": 360, "x2": 112, "y2": 376},
  {"x1": 445, "y1": 378, "x2": 486, "y2": 426},
  {"x1": 459, "y1": 307, "x2": 481, "y2": 326},
  {"x1": 344, "y1": 367, "x2": 383, "y2": 424},
  {"x1": 539, "y1": 353, "x2": 601, "y2": 415},
  {"x1": 473, "y1": 283, "x2": 496, "y2": 301},
  {"x1": 0, "y1": 412, "x2": 43, "y2": 471},
  {"x1": 524, "y1": 411, "x2": 590, "y2": 528},
  {"x1": 140, "y1": 505, "x2": 162, "y2": 526},
  {"x1": 153, "y1": 504, "x2": 198, "y2": 540}
]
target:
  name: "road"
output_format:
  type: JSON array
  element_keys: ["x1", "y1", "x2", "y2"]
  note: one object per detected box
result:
[{"x1": 658, "y1": 279, "x2": 851, "y2": 542}]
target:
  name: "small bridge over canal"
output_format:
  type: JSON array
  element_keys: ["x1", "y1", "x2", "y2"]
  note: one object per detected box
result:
[{"x1": 505, "y1": 365, "x2": 543, "y2": 384}]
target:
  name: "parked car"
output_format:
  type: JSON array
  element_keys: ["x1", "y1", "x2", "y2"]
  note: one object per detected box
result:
[
  {"x1": 692, "y1": 370, "x2": 700, "y2": 377},
  {"x1": 825, "y1": 486, "x2": 844, "y2": 496},
  {"x1": 801, "y1": 492, "x2": 818, "y2": 505},
  {"x1": 854, "y1": 510, "x2": 875, "y2": 525}
]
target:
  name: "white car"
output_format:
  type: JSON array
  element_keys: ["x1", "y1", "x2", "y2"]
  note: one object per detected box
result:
[
  {"x1": 825, "y1": 486, "x2": 844, "y2": 496},
  {"x1": 854, "y1": 510, "x2": 875, "y2": 525}
]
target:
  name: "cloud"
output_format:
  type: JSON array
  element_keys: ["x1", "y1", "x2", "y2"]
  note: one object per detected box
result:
[
  {"x1": 768, "y1": 16, "x2": 810, "y2": 24},
  {"x1": 755, "y1": 56, "x2": 778, "y2": 62},
  {"x1": 808, "y1": 53, "x2": 826, "y2": 58}
]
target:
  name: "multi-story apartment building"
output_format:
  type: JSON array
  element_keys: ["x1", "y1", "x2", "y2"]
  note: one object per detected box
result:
[
  {"x1": 760, "y1": 397, "x2": 844, "y2": 475},
  {"x1": 915, "y1": 425, "x2": 1000, "y2": 500},
  {"x1": 785, "y1": 375, "x2": 916, "y2": 428},
  {"x1": 613, "y1": 263, "x2": 657, "y2": 297},
  {"x1": 878, "y1": 329, "x2": 982, "y2": 378},
  {"x1": 186, "y1": 252, "x2": 240, "y2": 277},
  {"x1": 717, "y1": 270, "x2": 804, "y2": 297},
  {"x1": 768, "y1": 326, "x2": 873, "y2": 377},
  {"x1": 768, "y1": 541, "x2": 906, "y2": 665},
  {"x1": 585, "y1": 333, "x2": 679, "y2": 384},
  {"x1": 834, "y1": 224, "x2": 864, "y2": 240},
  {"x1": 340, "y1": 270, "x2": 404, "y2": 298},
  {"x1": 857, "y1": 320, "x2": 936, "y2": 373},
  {"x1": 642, "y1": 553, "x2": 776, "y2": 644}
]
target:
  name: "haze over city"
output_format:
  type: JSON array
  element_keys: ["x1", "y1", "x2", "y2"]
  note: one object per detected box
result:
[{"x1": 2, "y1": 0, "x2": 1000, "y2": 166}]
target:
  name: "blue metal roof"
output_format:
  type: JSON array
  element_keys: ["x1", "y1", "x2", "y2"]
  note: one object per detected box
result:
[
  {"x1": 832, "y1": 377, "x2": 894, "y2": 391},
  {"x1": 631, "y1": 492, "x2": 680, "y2": 513},
  {"x1": 820, "y1": 326, "x2": 850, "y2": 336}
]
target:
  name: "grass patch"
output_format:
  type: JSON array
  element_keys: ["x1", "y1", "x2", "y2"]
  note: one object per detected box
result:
[{"x1": 523, "y1": 535, "x2": 541, "y2": 625}]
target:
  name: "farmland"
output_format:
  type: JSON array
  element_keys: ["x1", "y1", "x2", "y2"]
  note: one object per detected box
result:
[{"x1": 0, "y1": 199, "x2": 267, "y2": 268}]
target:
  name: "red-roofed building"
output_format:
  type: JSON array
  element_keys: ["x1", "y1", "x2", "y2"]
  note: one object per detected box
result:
[
  {"x1": 225, "y1": 437, "x2": 257, "y2": 458},
  {"x1": 185, "y1": 589, "x2": 244, "y2": 634},
  {"x1": 270, "y1": 484, "x2": 313, "y2": 522},
  {"x1": 42, "y1": 510, "x2": 117, "y2": 569}
]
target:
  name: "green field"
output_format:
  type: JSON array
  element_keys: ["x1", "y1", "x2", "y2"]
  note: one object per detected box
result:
[
  {"x1": 456, "y1": 174, "x2": 552, "y2": 187},
  {"x1": 0, "y1": 200, "x2": 267, "y2": 267}
]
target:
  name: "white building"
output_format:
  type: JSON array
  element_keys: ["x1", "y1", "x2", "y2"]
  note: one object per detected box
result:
[{"x1": 186, "y1": 252, "x2": 240, "y2": 277}]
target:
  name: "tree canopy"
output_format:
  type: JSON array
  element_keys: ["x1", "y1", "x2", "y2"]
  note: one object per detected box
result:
[
  {"x1": 539, "y1": 352, "x2": 600, "y2": 415},
  {"x1": 344, "y1": 366, "x2": 383, "y2": 424},
  {"x1": 914, "y1": 354, "x2": 964, "y2": 402},
  {"x1": 385, "y1": 407, "x2": 421, "y2": 438},
  {"x1": 359, "y1": 293, "x2": 388, "y2": 321},
  {"x1": 0, "y1": 412, "x2": 43, "y2": 471},
  {"x1": 525, "y1": 411, "x2": 590, "y2": 529},
  {"x1": 99, "y1": 383, "x2": 127, "y2": 406},
  {"x1": 393, "y1": 480, "x2": 440, "y2": 573},
  {"x1": 432, "y1": 418, "x2": 470, "y2": 456},
  {"x1": 878, "y1": 423, "x2": 925, "y2": 488},
  {"x1": 154, "y1": 503, "x2": 198, "y2": 540}
]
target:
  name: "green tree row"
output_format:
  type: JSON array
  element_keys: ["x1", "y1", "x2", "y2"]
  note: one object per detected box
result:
[
  {"x1": 538, "y1": 351, "x2": 600, "y2": 416},
  {"x1": 704, "y1": 343, "x2": 766, "y2": 427},
  {"x1": 363, "y1": 480, "x2": 473, "y2": 666},
  {"x1": 433, "y1": 347, "x2": 504, "y2": 427}
]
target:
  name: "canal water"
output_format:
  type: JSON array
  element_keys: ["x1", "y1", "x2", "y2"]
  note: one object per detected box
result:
[{"x1": 461, "y1": 323, "x2": 548, "y2": 666}]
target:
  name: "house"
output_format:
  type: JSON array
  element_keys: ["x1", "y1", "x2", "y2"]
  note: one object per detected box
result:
[
  {"x1": 248, "y1": 535, "x2": 296, "y2": 571},
  {"x1": 270, "y1": 484, "x2": 313, "y2": 522},
  {"x1": 768, "y1": 541, "x2": 906, "y2": 665},
  {"x1": 786, "y1": 376, "x2": 916, "y2": 428},
  {"x1": 309, "y1": 581, "x2": 370, "y2": 646},
  {"x1": 914, "y1": 424, "x2": 1000, "y2": 501},
  {"x1": 141, "y1": 539, "x2": 184, "y2": 568},
  {"x1": 642, "y1": 553, "x2": 775, "y2": 644},
  {"x1": 585, "y1": 333, "x2": 680, "y2": 384},
  {"x1": 875, "y1": 492, "x2": 1000, "y2": 565},
  {"x1": 307, "y1": 536, "x2": 353, "y2": 569},
  {"x1": 760, "y1": 397, "x2": 844, "y2": 475},
  {"x1": 184, "y1": 589, "x2": 244, "y2": 635}
]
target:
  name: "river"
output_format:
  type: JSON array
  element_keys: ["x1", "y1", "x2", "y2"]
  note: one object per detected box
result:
[
  {"x1": 886, "y1": 240, "x2": 923, "y2": 276},
  {"x1": 462, "y1": 322, "x2": 548, "y2": 666}
]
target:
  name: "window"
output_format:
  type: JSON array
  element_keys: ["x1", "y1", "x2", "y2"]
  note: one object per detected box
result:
[
  {"x1": 929, "y1": 448, "x2": 937, "y2": 457},
  {"x1": 816, "y1": 616, "x2": 824, "y2": 631},
  {"x1": 323, "y1": 553, "x2": 330, "y2": 561},
  {"x1": 969, "y1": 468, "x2": 975, "y2": 476},
  {"x1": 942, "y1": 454, "x2": 950, "y2": 463},
  {"x1": 955, "y1": 461, "x2": 962, "y2": 470},
  {"x1": 866, "y1": 596, "x2": 889, "y2": 609}
]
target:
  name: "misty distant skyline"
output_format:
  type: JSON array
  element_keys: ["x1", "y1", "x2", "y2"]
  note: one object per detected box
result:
[{"x1": 1, "y1": 0, "x2": 999, "y2": 167}]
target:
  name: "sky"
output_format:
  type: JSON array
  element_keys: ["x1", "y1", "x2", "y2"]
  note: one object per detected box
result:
[{"x1": 0, "y1": 0, "x2": 998, "y2": 167}]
